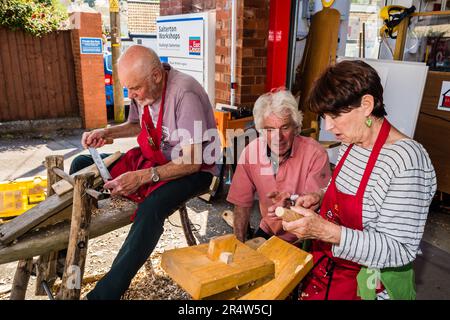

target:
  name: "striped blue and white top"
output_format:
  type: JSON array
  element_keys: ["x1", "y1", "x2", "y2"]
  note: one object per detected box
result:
[{"x1": 329, "y1": 139, "x2": 436, "y2": 298}]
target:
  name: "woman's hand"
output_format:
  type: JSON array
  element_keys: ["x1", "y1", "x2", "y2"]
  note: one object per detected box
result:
[
  {"x1": 281, "y1": 206, "x2": 341, "y2": 244},
  {"x1": 294, "y1": 192, "x2": 323, "y2": 211}
]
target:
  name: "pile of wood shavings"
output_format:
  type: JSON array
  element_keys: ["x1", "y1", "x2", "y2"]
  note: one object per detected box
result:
[
  {"x1": 80, "y1": 252, "x2": 191, "y2": 300},
  {"x1": 91, "y1": 196, "x2": 134, "y2": 217}
]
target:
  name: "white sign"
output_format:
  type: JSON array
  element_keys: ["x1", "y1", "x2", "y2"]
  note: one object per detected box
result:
[
  {"x1": 437, "y1": 81, "x2": 450, "y2": 112},
  {"x1": 157, "y1": 12, "x2": 215, "y2": 105}
]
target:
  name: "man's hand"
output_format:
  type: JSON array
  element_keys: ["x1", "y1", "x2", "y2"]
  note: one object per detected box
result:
[
  {"x1": 294, "y1": 192, "x2": 322, "y2": 211},
  {"x1": 281, "y1": 206, "x2": 341, "y2": 244},
  {"x1": 103, "y1": 170, "x2": 147, "y2": 196},
  {"x1": 81, "y1": 129, "x2": 111, "y2": 149},
  {"x1": 267, "y1": 191, "x2": 291, "y2": 215}
]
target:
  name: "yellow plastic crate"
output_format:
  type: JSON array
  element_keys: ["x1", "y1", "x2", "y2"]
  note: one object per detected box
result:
[{"x1": 0, "y1": 176, "x2": 47, "y2": 219}]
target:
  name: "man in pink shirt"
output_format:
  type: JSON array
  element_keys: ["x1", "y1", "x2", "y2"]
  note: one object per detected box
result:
[{"x1": 227, "y1": 89, "x2": 331, "y2": 244}]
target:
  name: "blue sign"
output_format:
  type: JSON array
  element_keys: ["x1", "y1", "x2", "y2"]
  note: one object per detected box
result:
[{"x1": 80, "y1": 37, "x2": 103, "y2": 54}]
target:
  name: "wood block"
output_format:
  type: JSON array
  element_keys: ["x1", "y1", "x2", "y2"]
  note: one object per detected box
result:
[
  {"x1": 239, "y1": 236, "x2": 313, "y2": 300},
  {"x1": 161, "y1": 240, "x2": 275, "y2": 300},
  {"x1": 244, "y1": 237, "x2": 266, "y2": 250},
  {"x1": 275, "y1": 207, "x2": 304, "y2": 222},
  {"x1": 207, "y1": 234, "x2": 238, "y2": 261}
]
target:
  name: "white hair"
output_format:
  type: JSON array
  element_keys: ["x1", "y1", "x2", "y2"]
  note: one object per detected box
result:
[{"x1": 253, "y1": 89, "x2": 303, "y2": 133}]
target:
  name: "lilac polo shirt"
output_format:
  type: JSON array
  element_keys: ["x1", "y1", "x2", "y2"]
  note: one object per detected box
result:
[
  {"x1": 227, "y1": 135, "x2": 332, "y2": 243},
  {"x1": 128, "y1": 64, "x2": 219, "y2": 175}
]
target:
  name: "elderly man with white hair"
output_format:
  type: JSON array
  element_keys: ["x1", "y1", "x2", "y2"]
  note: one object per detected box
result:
[{"x1": 227, "y1": 88, "x2": 331, "y2": 244}]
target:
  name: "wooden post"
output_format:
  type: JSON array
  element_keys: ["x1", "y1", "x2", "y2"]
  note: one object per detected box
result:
[
  {"x1": 9, "y1": 258, "x2": 33, "y2": 300},
  {"x1": 59, "y1": 173, "x2": 95, "y2": 300},
  {"x1": 35, "y1": 156, "x2": 64, "y2": 296},
  {"x1": 110, "y1": 0, "x2": 124, "y2": 123},
  {"x1": 393, "y1": 17, "x2": 410, "y2": 60}
]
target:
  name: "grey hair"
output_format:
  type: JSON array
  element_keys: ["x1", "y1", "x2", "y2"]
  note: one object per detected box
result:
[{"x1": 253, "y1": 89, "x2": 303, "y2": 133}]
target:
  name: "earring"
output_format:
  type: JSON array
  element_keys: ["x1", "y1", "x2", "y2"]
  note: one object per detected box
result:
[{"x1": 365, "y1": 118, "x2": 372, "y2": 128}]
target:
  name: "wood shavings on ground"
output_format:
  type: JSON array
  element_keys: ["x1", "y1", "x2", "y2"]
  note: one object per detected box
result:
[{"x1": 80, "y1": 252, "x2": 191, "y2": 300}]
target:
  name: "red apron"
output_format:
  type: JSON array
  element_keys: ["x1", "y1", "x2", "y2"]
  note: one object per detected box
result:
[
  {"x1": 109, "y1": 70, "x2": 169, "y2": 211},
  {"x1": 301, "y1": 119, "x2": 391, "y2": 300}
]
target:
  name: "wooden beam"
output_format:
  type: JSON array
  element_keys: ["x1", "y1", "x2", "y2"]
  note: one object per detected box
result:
[
  {"x1": 9, "y1": 258, "x2": 33, "y2": 300},
  {"x1": 35, "y1": 155, "x2": 64, "y2": 296},
  {"x1": 59, "y1": 173, "x2": 95, "y2": 300},
  {"x1": 0, "y1": 198, "x2": 136, "y2": 265},
  {"x1": 393, "y1": 17, "x2": 410, "y2": 61}
]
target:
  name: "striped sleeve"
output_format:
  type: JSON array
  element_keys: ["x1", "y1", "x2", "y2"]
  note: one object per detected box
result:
[{"x1": 331, "y1": 141, "x2": 437, "y2": 268}]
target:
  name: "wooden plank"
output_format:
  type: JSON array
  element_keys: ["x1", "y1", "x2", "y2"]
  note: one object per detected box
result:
[
  {"x1": 35, "y1": 156, "x2": 64, "y2": 296},
  {"x1": 414, "y1": 113, "x2": 450, "y2": 194},
  {"x1": 52, "y1": 151, "x2": 122, "y2": 195},
  {"x1": 63, "y1": 31, "x2": 79, "y2": 115},
  {"x1": 0, "y1": 198, "x2": 136, "y2": 265},
  {"x1": 16, "y1": 30, "x2": 35, "y2": 119},
  {"x1": 59, "y1": 173, "x2": 95, "y2": 300},
  {"x1": 161, "y1": 240, "x2": 275, "y2": 300},
  {"x1": 412, "y1": 10, "x2": 450, "y2": 17},
  {"x1": 393, "y1": 18, "x2": 409, "y2": 61},
  {"x1": 34, "y1": 34, "x2": 49, "y2": 118},
  {"x1": 239, "y1": 236, "x2": 313, "y2": 300},
  {"x1": 9, "y1": 30, "x2": 26, "y2": 120},
  {"x1": 41, "y1": 34, "x2": 58, "y2": 118},
  {"x1": 0, "y1": 30, "x2": 11, "y2": 121},
  {"x1": 419, "y1": 71, "x2": 450, "y2": 121},
  {"x1": 49, "y1": 32, "x2": 65, "y2": 117},
  {"x1": 9, "y1": 258, "x2": 33, "y2": 300},
  {"x1": 56, "y1": 32, "x2": 71, "y2": 116},
  {"x1": 24, "y1": 32, "x2": 41, "y2": 119},
  {"x1": 0, "y1": 29, "x2": 16, "y2": 121}
]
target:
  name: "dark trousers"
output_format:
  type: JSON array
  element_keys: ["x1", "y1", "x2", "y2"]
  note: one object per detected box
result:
[{"x1": 69, "y1": 154, "x2": 213, "y2": 300}]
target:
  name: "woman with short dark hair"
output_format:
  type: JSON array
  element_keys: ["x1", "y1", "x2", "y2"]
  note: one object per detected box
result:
[{"x1": 282, "y1": 60, "x2": 437, "y2": 300}]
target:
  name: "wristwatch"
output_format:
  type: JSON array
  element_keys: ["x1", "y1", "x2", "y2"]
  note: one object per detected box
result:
[{"x1": 150, "y1": 167, "x2": 160, "y2": 183}]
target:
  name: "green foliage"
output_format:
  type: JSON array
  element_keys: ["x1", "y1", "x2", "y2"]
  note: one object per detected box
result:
[{"x1": 0, "y1": 0, "x2": 68, "y2": 37}]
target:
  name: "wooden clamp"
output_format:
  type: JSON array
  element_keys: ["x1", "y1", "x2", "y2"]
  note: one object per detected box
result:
[
  {"x1": 275, "y1": 207, "x2": 304, "y2": 222},
  {"x1": 51, "y1": 151, "x2": 121, "y2": 196}
]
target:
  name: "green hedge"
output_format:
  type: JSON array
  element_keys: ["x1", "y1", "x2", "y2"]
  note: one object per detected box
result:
[{"x1": 0, "y1": 0, "x2": 68, "y2": 37}]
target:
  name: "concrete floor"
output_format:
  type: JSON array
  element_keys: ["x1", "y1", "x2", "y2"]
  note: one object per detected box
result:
[{"x1": 0, "y1": 128, "x2": 449, "y2": 299}]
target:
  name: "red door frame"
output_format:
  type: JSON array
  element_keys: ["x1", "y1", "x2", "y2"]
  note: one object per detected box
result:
[{"x1": 266, "y1": 0, "x2": 293, "y2": 91}]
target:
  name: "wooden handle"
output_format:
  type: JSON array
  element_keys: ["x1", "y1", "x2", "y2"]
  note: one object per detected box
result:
[{"x1": 275, "y1": 207, "x2": 303, "y2": 222}]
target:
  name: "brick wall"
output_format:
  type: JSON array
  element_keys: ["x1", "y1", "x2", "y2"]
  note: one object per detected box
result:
[
  {"x1": 216, "y1": 0, "x2": 269, "y2": 109},
  {"x1": 70, "y1": 11, "x2": 107, "y2": 129},
  {"x1": 160, "y1": 0, "x2": 270, "y2": 109},
  {"x1": 160, "y1": 0, "x2": 216, "y2": 15}
]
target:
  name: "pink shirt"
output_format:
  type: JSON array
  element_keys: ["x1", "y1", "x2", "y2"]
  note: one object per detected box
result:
[{"x1": 227, "y1": 135, "x2": 331, "y2": 243}]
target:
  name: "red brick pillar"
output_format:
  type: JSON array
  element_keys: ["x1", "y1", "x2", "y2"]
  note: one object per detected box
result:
[
  {"x1": 216, "y1": 0, "x2": 269, "y2": 109},
  {"x1": 70, "y1": 11, "x2": 107, "y2": 129}
]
